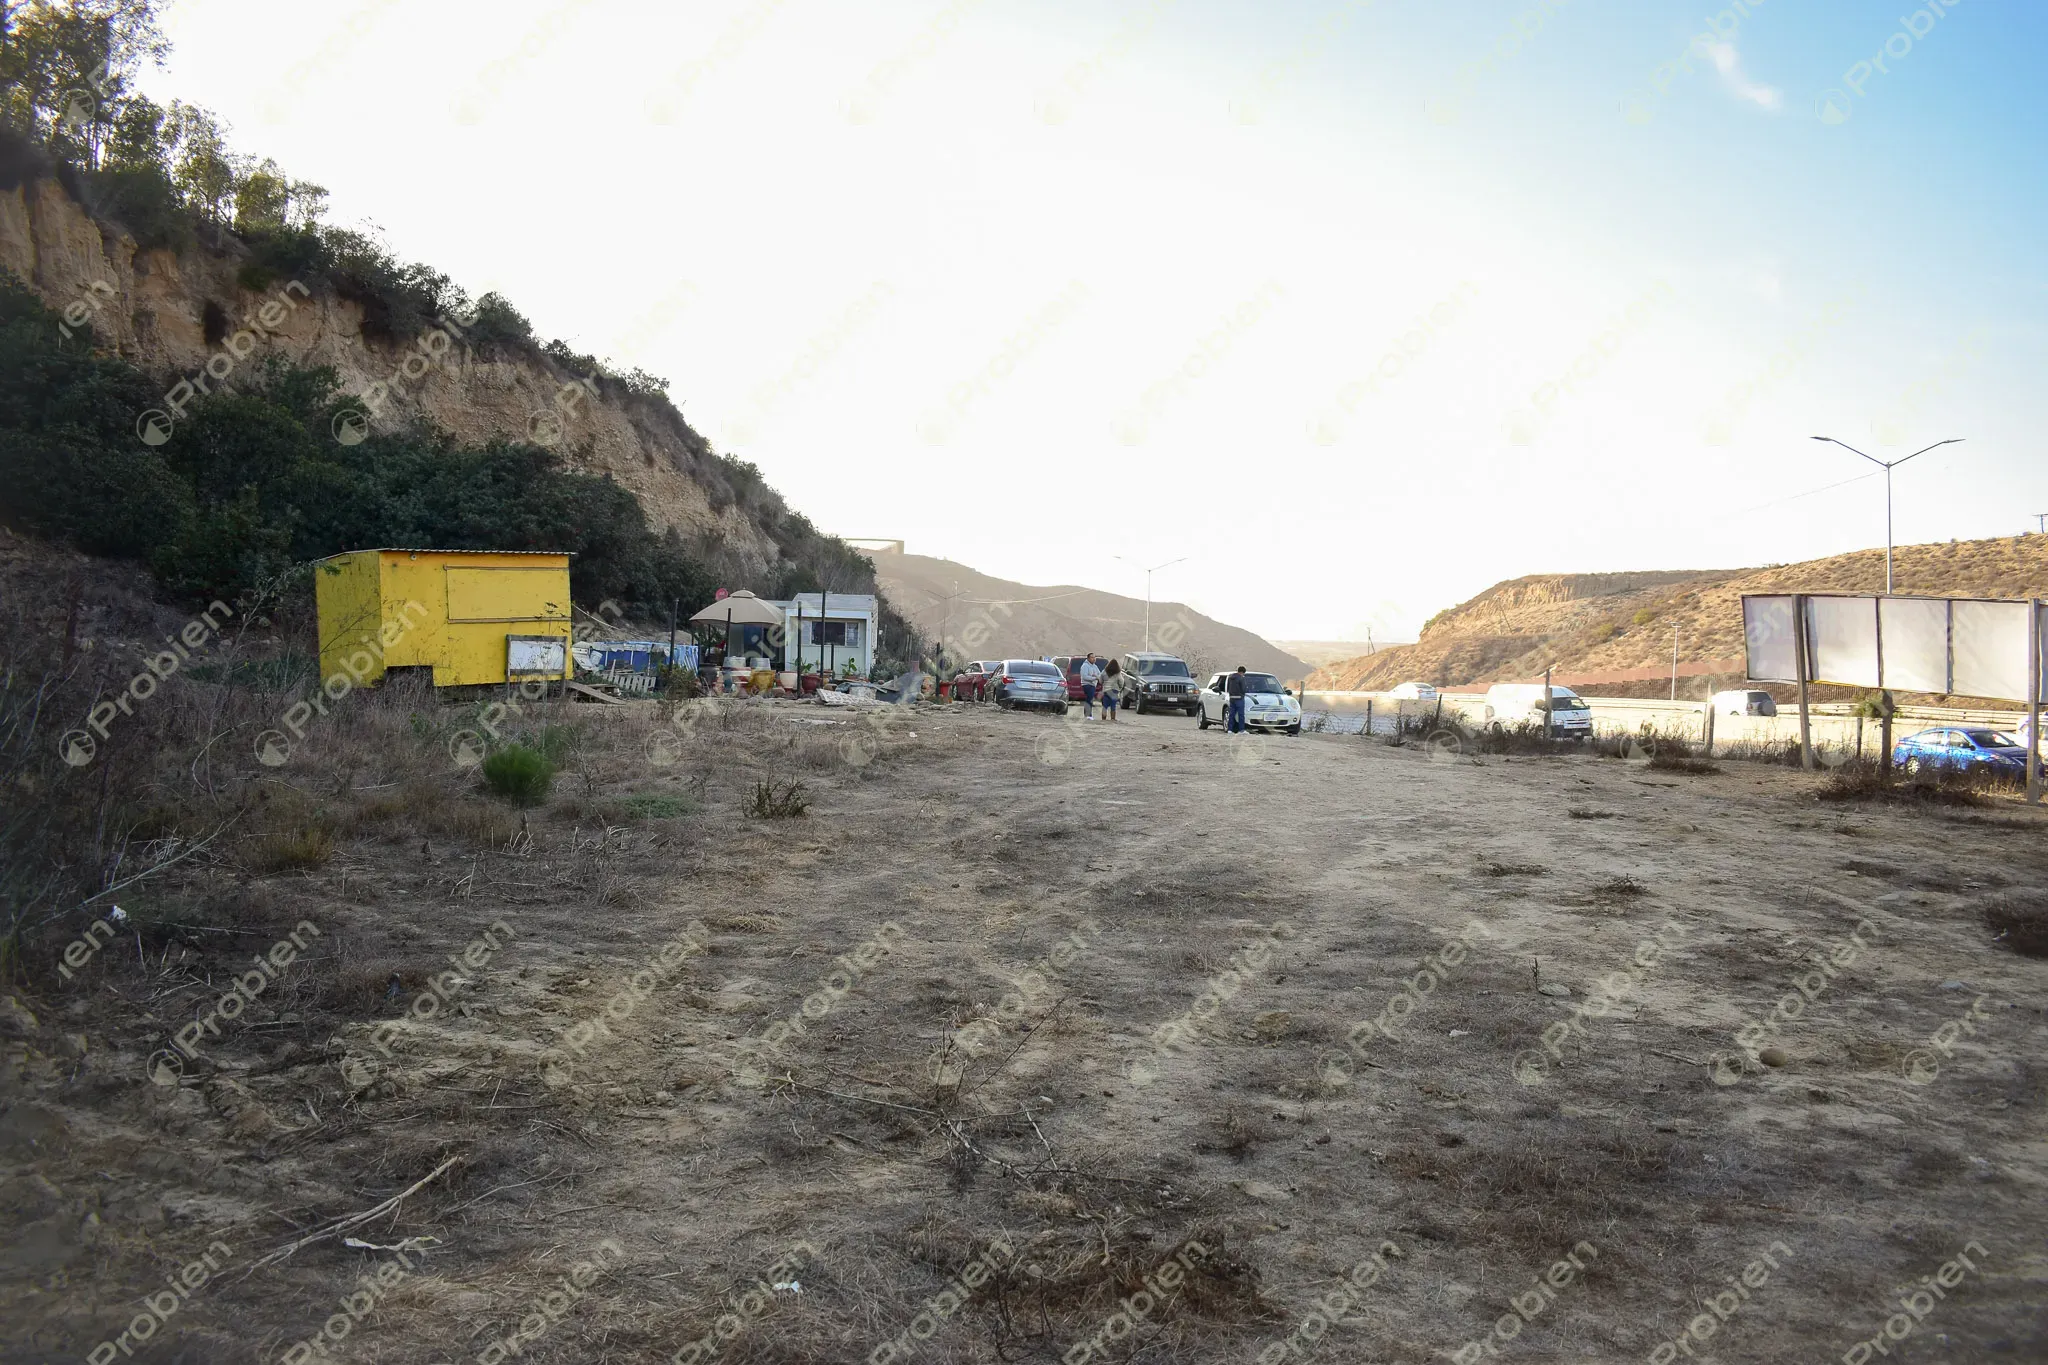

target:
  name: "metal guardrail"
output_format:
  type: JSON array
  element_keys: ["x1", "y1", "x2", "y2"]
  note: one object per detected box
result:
[{"x1": 1305, "y1": 690, "x2": 2026, "y2": 728}]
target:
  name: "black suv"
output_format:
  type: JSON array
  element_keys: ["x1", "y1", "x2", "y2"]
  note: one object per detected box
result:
[{"x1": 1122, "y1": 652, "x2": 1200, "y2": 715}]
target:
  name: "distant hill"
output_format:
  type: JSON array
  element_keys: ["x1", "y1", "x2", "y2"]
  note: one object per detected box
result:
[
  {"x1": 1309, "y1": 536, "x2": 2048, "y2": 698},
  {"x1": 1275, "y1": 639, "x2": 1417, "y2": 669},
  {"x1": 872, "y1": 553, "x2": 1308, "y2": 678}
]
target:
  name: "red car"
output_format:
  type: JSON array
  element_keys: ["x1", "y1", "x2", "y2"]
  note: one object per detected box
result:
[
  {"x1": 1050, "y1": 655, "x2": 1091, "y2": 703},
  {"x1": 952, "y1": 661, "x2": 994, "y2": 702}
]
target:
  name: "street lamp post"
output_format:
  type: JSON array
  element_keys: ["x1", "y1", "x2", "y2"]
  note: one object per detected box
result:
[
  {"x1": 1114, "y1": 555, "x2": 1188, "y2": 650},
  {"x1": 1811, "y1": 436, "x2": 1963, "y2": 594}
]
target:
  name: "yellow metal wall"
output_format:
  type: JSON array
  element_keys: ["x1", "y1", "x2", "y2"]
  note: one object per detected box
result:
[
  {"x1": 380, "y1": 552, "x2": 571, "y2": 687},
  {"x1": 315, "y1": 551, "x2": 572, "y2": 689},
  {"x1": 314, "y1": 552, "x2": 387, "y2": 686}
]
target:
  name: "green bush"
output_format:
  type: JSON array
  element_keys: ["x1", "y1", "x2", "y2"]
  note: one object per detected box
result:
[{"x1": 481, "y1": 744, "x2": 555, "y2": 807}]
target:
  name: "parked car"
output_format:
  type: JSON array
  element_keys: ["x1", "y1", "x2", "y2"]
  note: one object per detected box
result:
[
  {"x1": 991, "y1": 660, "x2": 1069, "y2": 712},
  {"x1": 1710, "y1": 688, "x2": 1778, "y2": 717},
  {"x1": 1892, "y1": 727, "x2": 2027, "y2": 776},
  {"x1": 1122, "y1": 652, "x2": 1201, "y2": 714},
  {"x1": 1050, "y1": 655, "x2": 1089, "y2": 702},
  {"x1": 952, "y1": 661, "x2": 995, "y2": 702},
  {"x1": 1197, "y1": 671, "x2": 1302, "y2": 734},
  {"x1": 1387, "y1": 681, "x2": 1438, "y2": 700},
  {"x1": 1484, "y1": 683, "x2": 1593, "y2": 739}
]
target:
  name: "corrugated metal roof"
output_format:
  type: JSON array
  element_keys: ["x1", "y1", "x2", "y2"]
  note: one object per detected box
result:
[
  {"x1": 317, "y1": 548, "x2": 574, "y2": 561},
  {"x1": 780, "y1": 592, "x2": 878, "y2": 612}
]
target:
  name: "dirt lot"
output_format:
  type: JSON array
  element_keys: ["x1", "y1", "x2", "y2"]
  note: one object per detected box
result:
[{"x1": 5, "y1": 693, "x2": 2047, "y2": 1364}]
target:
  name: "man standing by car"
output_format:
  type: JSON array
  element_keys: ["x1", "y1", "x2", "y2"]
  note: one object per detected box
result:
[
  {"x1": 1226, "y1": 665, "x2": 1248, "y2": 733},
  {"x1": 1079, "y1": 652, "x2": 1104, "y2": 718}
]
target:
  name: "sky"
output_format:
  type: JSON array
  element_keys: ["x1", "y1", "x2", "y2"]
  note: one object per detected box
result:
[{"x1": 139, "y1": 0, "x2": 2048, "y2": 645}]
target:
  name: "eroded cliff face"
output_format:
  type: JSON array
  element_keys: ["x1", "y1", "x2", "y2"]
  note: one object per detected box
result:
[{"x1": 0, "y1": 176, "x2": 780, "y2": 571}]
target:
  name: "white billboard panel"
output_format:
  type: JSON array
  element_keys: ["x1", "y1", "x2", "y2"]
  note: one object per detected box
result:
[
  {"x1": 1807, "y1": 596, "x2": 1880, "y2": 688},
  {"x1": 1878, "y1": 597, "x2": 1949, "y2": 694},
  {"x1": 1952, "y1": 600, "x2": 2030, "y2": 702},
  {"x1": 1743, "y1": 595, "x2": 1799, "y2": 683},
  {"x1": 1745, "y1": 593, "x2": 2044, "y2": 703}
]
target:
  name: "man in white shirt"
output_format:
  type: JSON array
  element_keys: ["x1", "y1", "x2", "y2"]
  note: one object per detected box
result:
[{"x1": 1078, "y1": 652, "x2": 1104, "y2": 718}]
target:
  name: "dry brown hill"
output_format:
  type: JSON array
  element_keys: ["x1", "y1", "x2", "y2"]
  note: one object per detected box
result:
[
  {"x1": 1310, "y1": 535, "x2": 2048, "y2": 694},
  {"x1": 873, "y1": 552, "x2": 1308, "y2": 678},
  {"x1": 2, "y1": 174, "x2": 790, "y2": 583}
]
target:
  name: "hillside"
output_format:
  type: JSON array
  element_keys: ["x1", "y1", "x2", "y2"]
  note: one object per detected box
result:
[
  {"x1": 1310, "y1": 536, "x2": 2048, "y2": 694},
  {"x1": 0, "y1": 165, "x2": 833, "y2": 592},
  {"x1": 873, "y1": 551, "x2": 1308, "y2": 678}
]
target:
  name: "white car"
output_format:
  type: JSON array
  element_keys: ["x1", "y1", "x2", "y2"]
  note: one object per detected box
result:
[
  {"x1": 1484, "y1": 683, "x2": 1592, "y2": 738},
  {"x1": 1198, "y1": 671, "x2": 1302, "y2": 734},
  {"x1": 1387, "y1": 681, "x2": 1438, "y2": 700}
]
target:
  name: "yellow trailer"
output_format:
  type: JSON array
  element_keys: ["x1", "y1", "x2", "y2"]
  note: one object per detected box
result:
[{"x1": 315, "y1": 549, "x2": 573, "y2": 688}]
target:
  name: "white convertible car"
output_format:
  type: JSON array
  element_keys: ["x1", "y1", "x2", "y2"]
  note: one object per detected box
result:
[{"x1": 1197, "y1": 671, "x2": 1302, "y2": 734}]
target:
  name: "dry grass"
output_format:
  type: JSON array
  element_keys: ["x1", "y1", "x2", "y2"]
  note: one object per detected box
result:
[
  {"x1": 1981, "y1": 890, "x2": 2048, "y2": 957},
  {"x1": 1816, "y1": 760, "x2": 2008, "y2": 808},
  {"x1": 745, "y1": 779, "x2": 811, "y2": 819},
  {"x1": 245, "y1": 826, "x2": 336, "y2": 872}
]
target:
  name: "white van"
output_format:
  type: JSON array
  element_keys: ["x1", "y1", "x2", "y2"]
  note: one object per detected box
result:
[
  {"x1": 1709, "y1": 689, "x2": 1777, "y2": 717},
  {"x1": 1484, "y1": 683, "x2": 1593, "y2": 738}
]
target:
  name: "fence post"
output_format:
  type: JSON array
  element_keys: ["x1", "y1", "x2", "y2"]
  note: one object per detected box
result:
[
  {"x1": 1365, "y1": 698, "x2": 1373, "y2": 738},
  {"x1": 1793, "y1": 595, "x2": 1816, "y2": 770},
  {"x1": 1702, "y1": 700, "x2": 1715, "y2": 758},
  {"x1": 2030, "y1": 599, "x2": 2042, "y2": 805}
]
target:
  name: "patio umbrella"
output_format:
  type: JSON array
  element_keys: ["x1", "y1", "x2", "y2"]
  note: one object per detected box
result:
[{"x1": 690, "y1": 591, "x2": 784, "y2": 664}]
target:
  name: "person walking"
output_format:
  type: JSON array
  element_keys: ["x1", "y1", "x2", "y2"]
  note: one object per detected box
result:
[
  {"x1": 1078, "y1": 651, "x2": 1104, "y2": 719},
  {"x1": 1225, "y1": 665, "x2": 1248, "y2": 734},
  {"x1": 1100, "y1": 657, "x2": 1124, "y2": 722}
]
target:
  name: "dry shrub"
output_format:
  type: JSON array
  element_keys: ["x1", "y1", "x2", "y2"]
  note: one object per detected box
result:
[
  {"x1": 746, "y1": 780, "x2": 810, "y2": 819},
  {"x1": 1648, "y1": 754, "x2": 1719, "y2": 775},
  {"x1": 245, "y1": 827, "x2": 335, "y2": 872},
  {"x1": 1981, "y1": 891, "x2": 2048, "y2": 958},
  {"x1": 1817, "y1": 760, "x2": 1997, "y2": 808},
  {"x1": 420, "y1": 800, "x2": 519, "y2": 847}
]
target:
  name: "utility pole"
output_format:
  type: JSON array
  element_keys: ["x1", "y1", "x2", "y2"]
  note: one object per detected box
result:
[
  {"x1": 1671, "y1": 628, "x2": 1679, "y2": 702},
  {"x1": 1811, "y1": 436, "x2": 1963, "y2": 593},
  {"x1": 2035, "y1": 513, "x2": 2047, "y2": 535},
  {"x1": 1115, "y1": 555, "x2": 1188, "y2": 650}
]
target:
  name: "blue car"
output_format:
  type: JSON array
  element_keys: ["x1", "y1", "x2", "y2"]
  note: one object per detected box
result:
[{"x1": 1891, "y1": 727, "x2": 2028, "y2": 776}]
